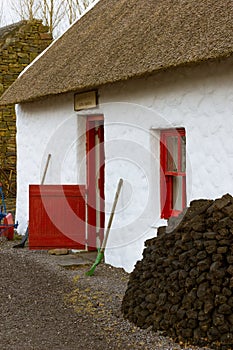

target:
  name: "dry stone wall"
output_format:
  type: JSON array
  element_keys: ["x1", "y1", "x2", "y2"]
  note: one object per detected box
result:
[
  {"x1": 122, "y1": 194, "x2": 233, "y2": 350},
  {"x1": 0, "y1": 20, "x2": 52, "y2": 212}
]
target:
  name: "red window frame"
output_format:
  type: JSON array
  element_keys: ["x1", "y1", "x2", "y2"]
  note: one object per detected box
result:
[{"x1": 160, "y1": 128, "x2": 186, "y2": 219}]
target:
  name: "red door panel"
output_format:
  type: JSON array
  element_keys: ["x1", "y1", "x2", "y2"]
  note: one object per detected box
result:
[
  {"x1": 29, "y1": 185, "x2": 86, "y2": 250},
  {"x1": 86, "y1": 116, "x2": 105, "y2": 250}
]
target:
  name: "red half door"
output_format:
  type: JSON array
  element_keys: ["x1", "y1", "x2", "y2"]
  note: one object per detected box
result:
[{"x1": 29, "y1": 185, "x2": 86, "y2": 250}]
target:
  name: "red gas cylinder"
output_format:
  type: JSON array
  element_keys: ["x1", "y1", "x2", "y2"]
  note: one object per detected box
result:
[{"x1": 3, "y1": 213, "x2": 14, "y2": 240}]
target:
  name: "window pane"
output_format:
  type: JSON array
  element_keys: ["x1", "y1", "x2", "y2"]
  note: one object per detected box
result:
[
  {"x1": 173, "y1": 176, "x2": 183, "y2": 211},
  {"x1": 166, "y1": 136, "x2": 178, "y2": 172},
  {"x1": 181, "y1": 136, "x2": 186, "y2": 172}
]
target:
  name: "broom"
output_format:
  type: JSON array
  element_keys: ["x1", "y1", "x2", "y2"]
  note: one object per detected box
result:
[{"x1": 86, "y1": 178, "x2": 123, "y2": 276}]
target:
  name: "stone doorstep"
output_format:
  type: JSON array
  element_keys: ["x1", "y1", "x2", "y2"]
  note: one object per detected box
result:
[{"x1": 49, "y1": 250, "x2": 98, "y2": 268}]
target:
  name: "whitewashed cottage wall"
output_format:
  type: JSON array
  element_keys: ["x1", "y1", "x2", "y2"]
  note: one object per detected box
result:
[{"x1": 16, "y1": 57, "x2": 233, "y2": 272}]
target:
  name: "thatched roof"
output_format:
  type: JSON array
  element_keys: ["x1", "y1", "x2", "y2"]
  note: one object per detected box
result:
[{"x1": 1, "y1": 0, "x2": 233, "y2": 105}]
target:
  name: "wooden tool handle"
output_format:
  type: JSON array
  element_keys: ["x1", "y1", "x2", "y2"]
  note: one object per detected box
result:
[
  {"x1": 100, "y1": 178, "x2": 123, "y2": 253},
  {"x1": 41, "y1": 154, "x2": 51, "y2": 185}
]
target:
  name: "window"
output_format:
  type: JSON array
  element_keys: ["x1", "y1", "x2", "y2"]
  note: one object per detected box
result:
[{"x1": 160, "y1": 128, "x2": 186, "y2": 219}]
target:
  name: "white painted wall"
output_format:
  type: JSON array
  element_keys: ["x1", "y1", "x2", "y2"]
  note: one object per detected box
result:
[
  {"x1": 16, "y1": 57, "x2": 233, "y2": 272},
  {"x1": 15, "y1": 93, "x2": 85, "y2": 233}
]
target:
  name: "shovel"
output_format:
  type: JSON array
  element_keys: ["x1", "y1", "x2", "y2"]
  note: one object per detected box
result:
[{"x1": 86, "y1": 178, "x2": 123, "y2": 276}]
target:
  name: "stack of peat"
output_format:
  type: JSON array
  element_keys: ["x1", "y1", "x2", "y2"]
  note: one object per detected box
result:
[{"x1": 122, "y1": 194, "x2": 233, "y2": 350}]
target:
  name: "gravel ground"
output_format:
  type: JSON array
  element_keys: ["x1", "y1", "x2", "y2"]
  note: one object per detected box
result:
[{"x1": 0, "y1": 239, "x2": 213, "y2": 350}]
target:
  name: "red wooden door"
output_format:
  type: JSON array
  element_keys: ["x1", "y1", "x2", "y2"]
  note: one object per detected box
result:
[
  {"x1": 29, "y1": 185, "x2": 86, "y2": 249},
  {"x1": 86, "y1": 116, "x2": 105, "y2": 250}
]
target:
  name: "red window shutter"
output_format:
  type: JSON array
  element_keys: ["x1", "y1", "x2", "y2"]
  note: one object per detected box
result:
[{"x1": 160, "y1": 128, "x2": 186, "y2": 219}]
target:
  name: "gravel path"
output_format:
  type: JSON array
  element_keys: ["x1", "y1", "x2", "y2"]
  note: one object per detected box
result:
[{"x1": 0, "y1": 240, "x2": 213, "y2": 350}]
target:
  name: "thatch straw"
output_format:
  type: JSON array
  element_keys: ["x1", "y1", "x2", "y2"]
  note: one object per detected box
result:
[{"x1": 1, "y1": 0, "x2": 233, "y2": 105}]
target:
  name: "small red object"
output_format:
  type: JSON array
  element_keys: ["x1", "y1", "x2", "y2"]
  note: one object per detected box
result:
[{"x1": 2, "y1": 213, "x2": 14, "y2": 240}]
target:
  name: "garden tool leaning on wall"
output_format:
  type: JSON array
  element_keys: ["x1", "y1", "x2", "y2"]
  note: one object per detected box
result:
[{"x1": 86, "y1": 178, "x2": 123, "y2": 276}]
